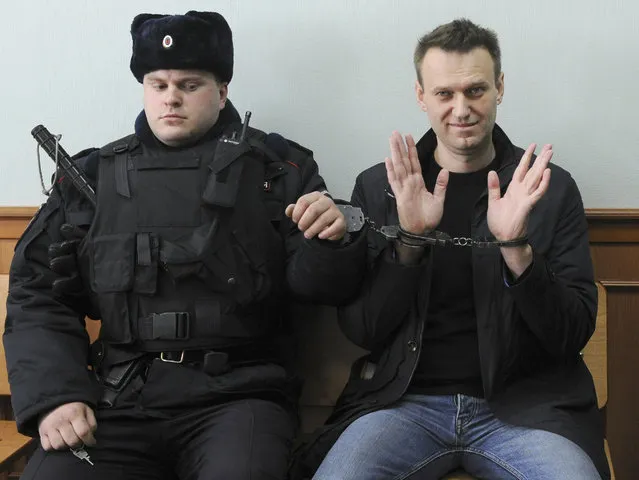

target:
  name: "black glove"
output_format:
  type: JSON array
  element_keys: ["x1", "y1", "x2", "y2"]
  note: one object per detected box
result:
[{"x1": 48, "y1": 223, "x2": 100, "y2": 319}]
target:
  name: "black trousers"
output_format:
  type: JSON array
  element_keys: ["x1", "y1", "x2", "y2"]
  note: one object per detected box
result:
[
  {"x1": 21, "y1": 397, "x2": 295, "y2": 479},
  {"x1": 23, "y1": 353, "x2": 298, "y2": 479}
]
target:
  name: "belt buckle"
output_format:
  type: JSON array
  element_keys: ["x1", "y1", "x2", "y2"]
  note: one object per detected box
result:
[{"x1": 160, "y1": 351, "x2": 185, "y2": 364}]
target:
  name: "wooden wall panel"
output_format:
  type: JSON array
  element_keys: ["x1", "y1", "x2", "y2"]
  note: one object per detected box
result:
[
  {"x1": 0, "y1": 241, "x2": 17, "y2": 275},
  {"x1": 0, "y1": 208, "x2": 36, "y2": 274},
  {"x1": 588, "y1": 209, "x2": 639, "y2": 480},
  {"x1": 0, "y1": 207, "x2": 637, "y2": 478},
  {"x1": 599, "y1": 287, "x2": 639, "y2": 480},
  {"x1": 0, "y1": 208, "x2": 38, "y2": 477},
  {"x1": 591, "y1": 246, "x2": 639, "y2": 282}
]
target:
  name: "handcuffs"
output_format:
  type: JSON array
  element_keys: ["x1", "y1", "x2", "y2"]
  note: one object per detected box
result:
[{"x1": 335, "y1": 204, "x2": 528, "y2": 248}]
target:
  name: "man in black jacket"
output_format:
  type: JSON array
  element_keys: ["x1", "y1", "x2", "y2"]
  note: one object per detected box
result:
[
  {"x1": 4, "y1": 11, "x2": 365, "y2": 480},
  {"x1": 298, "y1": 18, "x2": 608, "y2": 480}
]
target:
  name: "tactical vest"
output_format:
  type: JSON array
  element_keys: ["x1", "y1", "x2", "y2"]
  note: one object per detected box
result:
[{"x1": 78, "y1": 125, "x2": 300, "y2": 352}]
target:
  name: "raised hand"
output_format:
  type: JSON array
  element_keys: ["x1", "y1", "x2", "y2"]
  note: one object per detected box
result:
[
  {"x1": 385, "y1": 131, "x2": 448, "y2": 234},
  {"x1": 487, "y1": 143, "x2": 552, "y2": 242}
]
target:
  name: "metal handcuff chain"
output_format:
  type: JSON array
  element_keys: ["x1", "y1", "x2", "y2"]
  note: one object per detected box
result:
[{"x1": 336, "y1": 204, "x2": 528, "y2": 248}]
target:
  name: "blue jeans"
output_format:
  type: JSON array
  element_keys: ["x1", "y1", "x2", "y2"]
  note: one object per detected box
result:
[{"x1": 313, "y1": 394, "x2": 601, "y2": 480}]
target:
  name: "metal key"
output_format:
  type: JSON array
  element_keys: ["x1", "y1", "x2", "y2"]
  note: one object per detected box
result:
[{"x1": 71, "y1": 447, "x2": 94, "y2": 466}]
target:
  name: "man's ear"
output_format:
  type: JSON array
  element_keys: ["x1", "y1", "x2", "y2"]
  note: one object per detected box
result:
[
  {"x1": 219, "y1": 83, "x2": 229, "y2": 109},
  {"x1": 496, "y1": 71, "x2": 505, "y2": 104},
  {"x1": 415, "y1": 80, "x2": 427, "y2": 113}
]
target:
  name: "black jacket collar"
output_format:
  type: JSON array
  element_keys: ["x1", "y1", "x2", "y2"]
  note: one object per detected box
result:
[
  {"x1": 134, "y1": 99, "x2": 242, "y2": 151},
  {"x1": 414, "y1": 123, "x2": 523, "y2": 190}
]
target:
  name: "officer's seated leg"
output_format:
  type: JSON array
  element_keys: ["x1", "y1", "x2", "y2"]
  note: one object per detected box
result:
[
  {"x1": 167, "y1": 398, "x2": 295, "y2": 480},
  {"x1": 20, "y1": 415, "x2": 177, "y2": 480}
]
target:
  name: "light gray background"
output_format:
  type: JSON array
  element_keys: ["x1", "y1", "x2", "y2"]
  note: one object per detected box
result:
[{"x1": 2, "y1": 0, "x2": 637, "y2": 207}]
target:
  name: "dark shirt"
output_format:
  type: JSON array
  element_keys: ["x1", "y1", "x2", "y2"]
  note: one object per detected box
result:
[{"x1": 409, "y1": 153, "x2": 500, "y2": 397}]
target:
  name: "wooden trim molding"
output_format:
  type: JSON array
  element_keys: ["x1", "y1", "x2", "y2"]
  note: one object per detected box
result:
[
  {"x1": 2, "y1": 207, "x2": 638, "y2": 221},
  {"x1": 1, "y1": 205, "x2": 637, "y2": 246},
  {"x1": 0, "y1": 207, "x2": 39, "y2": 219},
  {"x1": 586, "y1": 209, "x2": 639, "y2": 221},
  {"x1": 600, "y1": 281, "x2": 639, "y2": 288},
  {"x1": 586, "y1": 209, "x2": 639, "y2": 244},
  {"x1": 0, "y1": 207, "x2": 39, "y2": 241}
]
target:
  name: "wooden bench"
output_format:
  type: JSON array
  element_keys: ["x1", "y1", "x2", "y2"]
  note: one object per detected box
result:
[
  {"x1": 0, "y1": 274, "x2": 616, "y2": 479},
  {"x1": 294, "y1": 283, "x2": 616, "y2": 479},
  {"x1": 0, "y1": 274, "x2": 36, "y2": 477},
  {"x1": 0, "y1": 273, "x2": 100, "y2": 478}
]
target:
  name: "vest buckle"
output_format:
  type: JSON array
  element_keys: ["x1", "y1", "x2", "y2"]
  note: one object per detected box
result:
[{"x1": 140, "y1": 311, "x2": 191, "y2": 341}]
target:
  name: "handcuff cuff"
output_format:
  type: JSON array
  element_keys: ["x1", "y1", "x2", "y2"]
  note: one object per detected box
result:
[{"x1": 335, "y1": 204, "x2": 528, "y2": 248}]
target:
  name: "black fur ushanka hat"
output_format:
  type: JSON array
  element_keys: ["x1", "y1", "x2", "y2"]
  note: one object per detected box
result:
[{"x1": 130, "y1": 11, "x2": 233, "y2": 83}]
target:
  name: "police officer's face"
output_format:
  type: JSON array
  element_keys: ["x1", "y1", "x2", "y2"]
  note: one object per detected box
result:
[
  {"x1": 143, "y1": 69, "x2": 228, "y2": 147},
  {"x1": 415, "y1": 47, "x2": 504, "y2": 158}
]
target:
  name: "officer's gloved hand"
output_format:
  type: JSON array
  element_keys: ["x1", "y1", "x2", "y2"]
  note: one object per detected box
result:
[{"x1": 49, "y1": 223, "x2": 99, "y2": 319}]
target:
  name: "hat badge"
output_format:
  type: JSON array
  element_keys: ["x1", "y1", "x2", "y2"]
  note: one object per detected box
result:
[{"x1": 162, "y1": 35, "x2": 174, "y2": 49}]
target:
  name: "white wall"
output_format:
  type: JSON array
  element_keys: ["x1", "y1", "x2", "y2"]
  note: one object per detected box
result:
[{"x1": 2, "y1": 0, "x2": 638, "y2": 207}]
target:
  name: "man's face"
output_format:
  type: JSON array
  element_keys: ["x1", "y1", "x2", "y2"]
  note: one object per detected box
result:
[
  {"x1": 143, "y1": 69, "x2": 228, "y2": 147},
  {"x1": 415, "y1": 47, "x2": 504, "y2": 156}
]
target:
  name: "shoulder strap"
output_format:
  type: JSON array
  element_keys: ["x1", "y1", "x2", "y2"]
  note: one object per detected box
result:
[
  {"x1": 99, "y1": 134, "x2": 139, "y2": 157},
  {"x1": 99, "y1": 133, "x2": 139, "y2": 199}
]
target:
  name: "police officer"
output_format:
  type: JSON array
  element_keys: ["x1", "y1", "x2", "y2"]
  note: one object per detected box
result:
[{"x1": 4, "y1": 11, "x2": 366, "y2": 480}]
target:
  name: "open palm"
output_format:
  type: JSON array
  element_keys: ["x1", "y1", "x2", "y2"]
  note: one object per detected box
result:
[
  {"x1": 487, "y1": 143, "x2": 552, "y2": 241},
  {"x1": 385, "y1": 131, "x2": 448, "y2": 234}
]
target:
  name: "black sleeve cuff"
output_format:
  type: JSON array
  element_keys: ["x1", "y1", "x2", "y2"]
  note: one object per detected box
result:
[
  {"x1": 503, "y1": 248, "x2": 555, "y2": 294},
  {"x1": 15, "y1": 390, "x2": 100, "y2": 437}
]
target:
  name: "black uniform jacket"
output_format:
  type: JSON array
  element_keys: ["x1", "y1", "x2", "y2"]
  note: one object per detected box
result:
[
  {"x1": 293, "y1": 125, "x2": 609, "y2": 480},
  {"x1": 4, "y1": 102, "x2": 367, "y2": 436}
]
